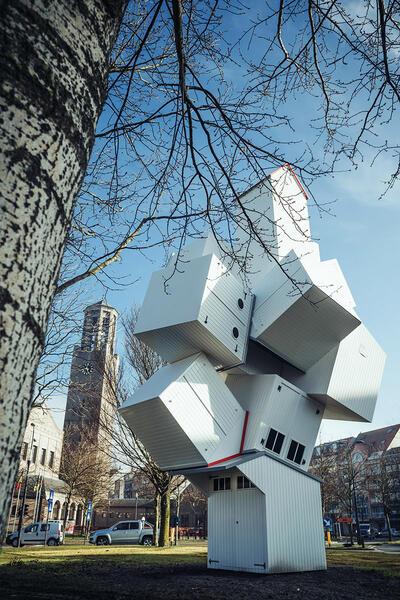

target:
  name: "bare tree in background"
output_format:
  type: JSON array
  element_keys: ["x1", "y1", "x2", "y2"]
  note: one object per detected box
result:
[
  {"x1": 309, "y1": 440, "x2": 338, "y2": 517},
  {"x1": 2, "y1": 0, "x2": 399, "y2": 538},
  {"x1": 332, "y1": 441, "x2": 369, "y2": 545},
  {"x1": 78, "y1": 317, "x2": 183, "y2": 546},
  {"x1": 123, "y1": 307, "x2": 164, "y2": 385},
  {"x1": 59, "y1": 424, "x2": 112, "y2": 532}
]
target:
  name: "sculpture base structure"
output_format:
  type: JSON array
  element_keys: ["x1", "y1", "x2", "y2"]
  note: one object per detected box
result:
[{"x1": 175, "y1": 452, "x2": 326, "y2": 574}]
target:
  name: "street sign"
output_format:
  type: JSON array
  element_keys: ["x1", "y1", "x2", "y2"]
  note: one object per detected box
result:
[
  {"x1": 86, "y1": 500, "x2": 93, "y2": 522},
  {"x1": 323, "y1": 517, "x2": 332, "y2": 529},
  {"x1": 337, "y1": 517, "x2": 353, "y2": 524}
]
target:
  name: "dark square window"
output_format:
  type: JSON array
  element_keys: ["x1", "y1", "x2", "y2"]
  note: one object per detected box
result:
[
  {"x1": 49, "y1": 451, "x2": 55, "y2": 469},
  {"x1": 213, "y1": 477, "x2": 231, "y2": 491},
  {"x1": 266, "y1": 428, "x2": 278, "y2": 451},
  {"x1": 287, "y1": 440, "x2": 306, "y2": 465},
  {"x1": 275, "y1": 432, "x2": 285, "y2": 454},
  {"x1": 265, "y1": 428, "x2": 285, "y2": 454},
  {"x1": 21, "y1": 442, "x2": 28, "y2": 461},
  {"x1": 237, "y1": 476, "x2": 255, "y2": 489},
  {"x1": 287, "y1": 440, "x2": 297, "y2": 462},
  {"x1": 294, "y1": 443, "x2": 305, "y2": 465},
  {"x1": 130, "y1": 522, "x2": 139, "y2": 530}
]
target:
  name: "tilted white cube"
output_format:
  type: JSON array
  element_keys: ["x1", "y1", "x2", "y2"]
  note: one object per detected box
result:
[
  {"x1": 225, "y1": 374, "x2": 323, "y2": 469},
  {"x1": 251, "y1": 250, "x2": 361, "y2": 371},
  {"x1": 291, "y1": 324, "x2": 386, "y2": 422},
  {"x1": 135, "y1": 253, "x2": 253, "y2": 368},
  {"x1": 119, "y1": 353, "x2": 246, "y2": 470}
]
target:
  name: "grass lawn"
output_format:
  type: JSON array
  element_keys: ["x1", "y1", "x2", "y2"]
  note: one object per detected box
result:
[{"x1": 0, "y1": 542, "x2": 399, "y2": 600}]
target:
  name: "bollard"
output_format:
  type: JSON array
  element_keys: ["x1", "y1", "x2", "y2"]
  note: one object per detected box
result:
[{"x1": 327, "y1": 531, "x2": 331, "y2": 547}]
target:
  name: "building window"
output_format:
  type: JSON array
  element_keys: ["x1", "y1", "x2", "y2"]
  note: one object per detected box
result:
[
  {"x1": 237, "y1": 476, "x2": 255, "y2": 489},
  {"x1": 265, "y1": 428, "x2": 285, "y2": 454},
  {"x1": 21, "y1": 442, "x2": 28, "y2": 461},
  {"x1": 287, "y1": 440, "x2": 306, "y2": 465},
  {"x1": 48, "y1": 451, "x2": 55, "y2": 469},
  {"x1": 32, "y1": 445, "x2": 38, "y2": 463},
  {"x1": 114, "y1": 522, "x2": 130, "y2": 530},
  {"x1": 40, "y1": 448, "x2": 46, "y2": 466},
  {"x1": 213, "y1": 477, "x2": 231, "y2": 491}
]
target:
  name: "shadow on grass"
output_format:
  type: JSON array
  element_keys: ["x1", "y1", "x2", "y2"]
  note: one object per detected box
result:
[{"x1": 0, "y1": 545, "x2": 399, "y2": 600}]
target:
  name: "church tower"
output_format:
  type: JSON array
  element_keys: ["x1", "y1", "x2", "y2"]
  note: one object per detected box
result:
[{"x1": 63, "y1": 301, "x2": 119, "y2": 444}]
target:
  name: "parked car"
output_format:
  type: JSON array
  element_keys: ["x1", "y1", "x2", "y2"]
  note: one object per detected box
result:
[
  {"x1": 89, "y1": 520, "x2": 154, "y2": 546},
  {"x1": 358, "y1": 523, "x2": 378, "y2": 539},
  {"x1": 377, "y1": 527, "x2": 399, "y2": 538},
  {"x1": 6, "y1": 521, "x2": 64, "y2": 547}
]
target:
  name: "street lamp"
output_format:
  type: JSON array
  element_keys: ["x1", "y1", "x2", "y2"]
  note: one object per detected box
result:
[{"x1": 17, "y1": 423, "x2": 35, "y2": 548}]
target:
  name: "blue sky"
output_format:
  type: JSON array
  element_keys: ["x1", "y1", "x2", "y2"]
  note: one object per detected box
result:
[{"x1": 48, "y1": 3, "x2": 400, "y2": 443}]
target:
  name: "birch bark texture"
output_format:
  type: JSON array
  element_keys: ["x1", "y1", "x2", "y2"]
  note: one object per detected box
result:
[{"x1": 0, "y1": 0, "x2": 125, "y2": 539}]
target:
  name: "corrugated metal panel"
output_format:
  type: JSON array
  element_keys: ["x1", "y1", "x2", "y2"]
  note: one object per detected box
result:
[
  {"x1": 199, "y1": 295, "x2": 248, "y2": 363},
  {"x1": 239, "y1": 455, "x2": 326, "y2": 573},
  {"x1": 120, "y1": 398, "x2": 205, "y2": 470},
  {"x1": 208, "y1": 477, "x2": 267, "y2": 573},
  {"x1": 135, "y1": 253, "x2": 252, "y2": 368},
  {"x1": 226, "y1": 375, "x2": 323, "y2": 469},
  {"x1": 225, "y1": 374, "x2": 276, "y2": 450},
  {"x1": 251, "y1": 250, "x2": 360, "y2": 371},
  {"x1": 233, "y1": 166, "x2": 318, "y2": 289},
  {"x1": 327, "y1": 324, "x2": 385, "y2": 422},
  {"x1": 292, "y1": 324, "x2": 386, "y2": 422},
  {"x1": 119, "y1": 354, "x2": 244, "y2": 469},
  {"x1": 204, "y1": 255, "x2": 253, "y2": 324}
]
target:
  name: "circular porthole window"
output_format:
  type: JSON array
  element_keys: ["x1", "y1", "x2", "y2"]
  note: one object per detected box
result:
[
  {"x1": 237, "y1": 298, "x2": 244, "y2": 309},
  {"x1": 232, "y1": 327, "x2": 239, "y2": 339}
]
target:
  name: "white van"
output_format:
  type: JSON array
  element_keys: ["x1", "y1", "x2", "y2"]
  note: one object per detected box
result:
[{"x1": 6, "y1": 521, "x2": 64, "y2": 547}]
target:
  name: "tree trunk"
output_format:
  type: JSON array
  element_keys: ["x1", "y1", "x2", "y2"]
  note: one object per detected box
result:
[
  {"x1": 153, "y1": 490, "x2": 160, "y2": 546},
  {"x1": 385, "y1": 511, "x2": 392, "y2": 542},
  {"x1": 159, "y1": 486, "x2": 171, "y2": 547},
  {"x1": 0, "y1": 0, "x2": 126, "y2": 540}
]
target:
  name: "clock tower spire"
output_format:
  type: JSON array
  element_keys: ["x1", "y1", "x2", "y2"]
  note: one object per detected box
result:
[{"x1": 62, "y1": 301, "x2": 119, "y2": 445}]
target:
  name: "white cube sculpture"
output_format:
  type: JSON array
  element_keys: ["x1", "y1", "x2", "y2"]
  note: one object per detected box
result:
[
  {"x1": 120, "y1": 165, "x2": 385, "y2": 575},
  {"x1": 134, "y1": 253, "x2": 253, "y2": 368},
  {"x1": 225, "y1": 374, "x2": 323, "y2": 469},
  {"x1": 120, "y1": 353, "x2": 246, "y2": 470},
  {"x1": 291, "y1": 324, "x2": 386, "y2": 422},
  {"x1": 251, "y1": 249, "x2": 361, "y2": 371}
]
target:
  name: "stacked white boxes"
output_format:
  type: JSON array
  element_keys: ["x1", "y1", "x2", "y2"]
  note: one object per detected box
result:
[
  {"x1": 120, "y1": 353, "x2": 245, "y2": 470},
  {"x1": 120, "y1": 164, "x2": 386, "y2": 574},
  {"x1": 251, "y1": 249, "x2": 361, "y2": 371},
  {"x1": 134, "y1": 253, "x2": 253, "y2": 368},
  {"x1": 225, "y1": 375, "x2": 323, "y2": 469}
]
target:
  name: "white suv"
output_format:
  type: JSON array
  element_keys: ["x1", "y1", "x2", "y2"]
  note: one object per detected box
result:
[{"x1": 89, "y1": 520, "x2": 154, "y2": 546}]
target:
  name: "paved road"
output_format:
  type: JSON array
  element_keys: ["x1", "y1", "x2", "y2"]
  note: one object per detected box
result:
[{"x1": 374, "y1": 544, "x2": 400, "y2": 553}]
